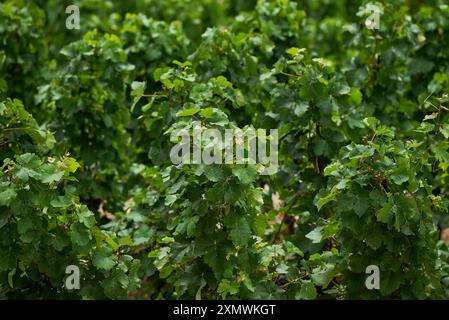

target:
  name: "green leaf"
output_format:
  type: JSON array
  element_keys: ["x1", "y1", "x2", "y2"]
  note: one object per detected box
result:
[
  {"x1": 199, "y1": 108, "x2": 228, "y2": 125},
  {"x1": 423, "y1": 113, "x2": 438, "y2": 121},
  {"x1": 59, "y1": 157, "x2": 80, "y2": 174},
  {"x1": 71, "y1": 222, "x2": 91, "y2": 247},
  {"x1": 50, "y1": 195, "x2": 72, "y2": 208},
  {"x1": 349, "y1": 87, "x2": 362, "y2": 105},
  {"x1": 297, "y1": 280, "x2": 317, "y2": 300},
  {"x1": 0, "y1": 188, "x2": 17, "y2": 207},
  {"x1": 142, "y1": 97, "x2": 156, "y2": 112},
  {"x1": 130, "y1": 81, "x2": 146, "y2": 112},
  {"x1": 414, "y1": 122, "x2": 435, "y2": 133},
  {"x1": 77, "y1": 207, "x2": 96, "y2": 228},
  {"x1": 305, "y1": 226, "x2": 323, "y2": 243},
  {"x1": 0, "y1": 211, "x2": 10, "y2": 229},
  {"x1": 133, "y1": 225, "x2": 153, "y2": 245},
  {"x1": 353, "y1": 197, "x2": 369, "y2": 217},
  {"x1": 230, "y1": 216, "x2": 251, "y2": 246},
  {"x1": 251, "y1": 214, "x2": 268, "y2": 236},
  {"x1": 224, "y1": 180, "x2": 244, "y2": 203},
  {"x1": 40, "y1": 164, "x2": 64, "y2": 184},
  {"x1": 176, "y1": 107, "x2": 201, "y2": 117},
  {"x1": 391, "y1": 173, "x2": 409, "y2": 185},
  {"x1": 232, "y1": 165, "x2": 257, "y2": 184},
  {"x1": 440, "y1": 124, "x2": 449, "y2": 139},
  {"x1": 293, "y1": 102, "x2": 309, "y2": 117},
  {"x1": 431, "y1": 141, "x2": 449, "y2": 162},
  {"x1": 17, "y1": 216, "x2": 33, "y2": 234},
  {"x1": 205, "y1": 183, "x2": 224, "y2": 202},
  {"x1": 203, "y1": 165, "x2": 224, "y2": 182},
  {"x1": 315, "y1": 189, "x2": 338, "y2": 211},
  {"x1": 311, "y1": 264, "x2": 335, "y2": 288},
  {"x1": 93, "y1": 247, "x2": 117, "y2": 271},
  {"x1": 391, "y1": 158, "x2": 410, "y2": 185},
  {"x1": 8, "y1": 268, "x2": 16, "y2": 288},
  {"x1": 165, "y1": 194, "x2": 177, "y2": 206},
  {"x1": 217, "y1": 279, "x2": 240, "y2": 298},
  {"x1": 365, "y1": 232, "x2": 383, "y2": 250},
  {"x1": 377, "y1": 199, "x2": 393, "y2": 223},
  {"x1": 243, "y1": 276, "x2": 255, "y2": 292},
  {"x1": 101, "y1": 270, "x2": 128, "y2": 298}
]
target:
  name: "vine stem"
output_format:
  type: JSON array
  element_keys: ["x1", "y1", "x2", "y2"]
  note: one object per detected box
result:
[
  {"x1": 141, "y1": 93, "x2": 167, "y2": 98},
  {"x1": 2, "y1": 127, "x2": 29, "y2": 132},
  {"x1": 279, "y1": 71, "x2": 301, "y2": 78},
  {"x1": 279, "y1": 273, "x2": 309, "y2": 289},
  {"x1": 273, "y1": 191, "x2": 303, "y2": 243}
]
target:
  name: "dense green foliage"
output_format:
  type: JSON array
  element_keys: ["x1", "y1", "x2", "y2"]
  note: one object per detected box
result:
[{"x1": 1, "y1": 0, "x2": 449, "y2": 299}]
